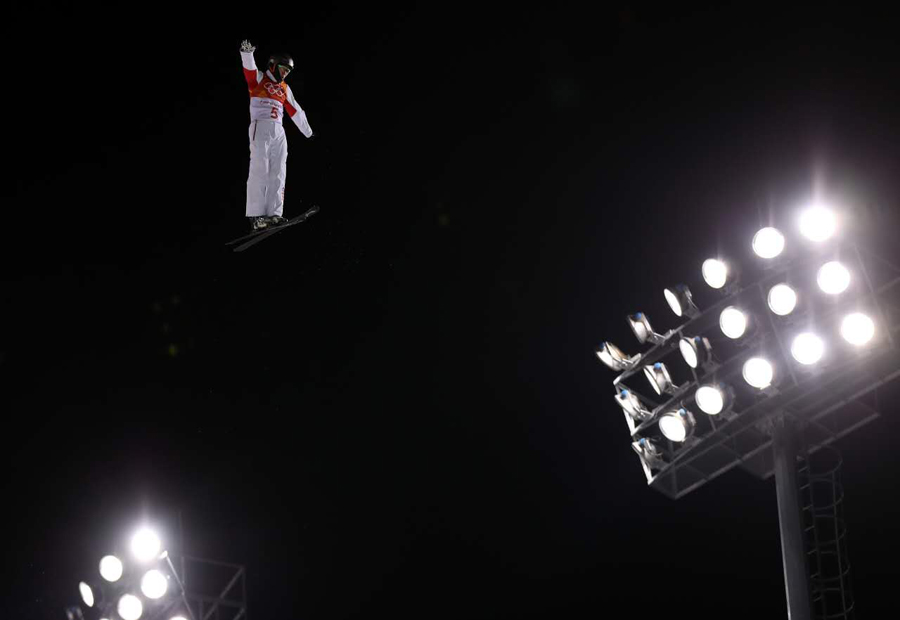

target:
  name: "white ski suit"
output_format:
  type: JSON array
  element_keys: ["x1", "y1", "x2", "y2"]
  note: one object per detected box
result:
[{"x1": 241, "y1": 49, "x2": 313, "y2": 218}]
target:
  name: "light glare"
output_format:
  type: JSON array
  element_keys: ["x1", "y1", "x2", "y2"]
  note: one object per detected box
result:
[
  {"x1": 79, "y1": 582, "x2": 94, "y2": 608},
  {"x1": 720, "y1": 307, "x2": 748, "y2": 339},
  {"x1": 817, "y1": 261, "x2": 851, "y2": 295},
  {"x1": 791, "y1": 333, "x2": 825, "y2": 365},
  {"x1": 743, "y1": 357, "x2": 774, "y2": 389},
  {"x1": 799, "y1": 205, "x2": 836, "y2": 242},
  {"x1": 702, "y1": 259, "x2": 728, "y2": 289},
  {"x1": 132, "y1": 528, "x2": 162, "y2": 562},
  {"x1": 841, "y1": 313, "x2": 875, "y2": 345},
  {"x1": 100, "y1": 555, "x2": 124, "y2": 582},
  {"x1": 664, "y1": 288, "x2": 682, "y2": 317},
  {"x1": 695, "y1": 386, "x2": 725, "y2": 415},
  {"x1": 141, "y1": 569, "x2": 168, "y2": 599},
  {"x1": 118, "y1": 594, "x2": 143, "y2": 620},
  {"x1": 752, "y1": 227, "x2": 785, "y2": 259},
  {"x1": 768, "y1": 284, "x2": 797, "y2": 316}
]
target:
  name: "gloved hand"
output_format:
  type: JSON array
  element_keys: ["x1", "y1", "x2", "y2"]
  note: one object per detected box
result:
[{"x1": 240, "y1": 40, "x2": 256, "y2": 53}]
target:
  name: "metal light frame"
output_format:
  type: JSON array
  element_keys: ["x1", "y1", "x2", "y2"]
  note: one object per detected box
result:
[{"x1": 607, "y1": 242, "x2": 900, "y2": 498}]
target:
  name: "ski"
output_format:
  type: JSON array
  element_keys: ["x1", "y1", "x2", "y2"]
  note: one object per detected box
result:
[{"x1": 229, "y1": 205, "x2": 320, "y2": 252}]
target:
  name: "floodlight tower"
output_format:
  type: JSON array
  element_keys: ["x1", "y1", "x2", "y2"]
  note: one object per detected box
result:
[
  {"x1": 597, "y1": 203, "x2": 900, "y2": 620},
  {"x1": 69, "y1": 520, "x2": 248, "y2": 620}
]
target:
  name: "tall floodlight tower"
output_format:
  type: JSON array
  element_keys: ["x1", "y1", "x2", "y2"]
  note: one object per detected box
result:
[{"x1": 597, "y1": 203, "x2": 900, "y2": 619}]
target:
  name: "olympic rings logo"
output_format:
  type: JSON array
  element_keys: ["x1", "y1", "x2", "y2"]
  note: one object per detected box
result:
[{"x1": 263, "y1": 82, "x2": 285, "y2": 97}]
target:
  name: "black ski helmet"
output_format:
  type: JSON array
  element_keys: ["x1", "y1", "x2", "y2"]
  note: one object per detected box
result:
[{"x1": 268, "y1": 52, "x2": 294, "y2": 81}]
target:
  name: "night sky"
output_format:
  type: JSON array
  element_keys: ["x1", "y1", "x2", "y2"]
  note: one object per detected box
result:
[{"x1": 6, "y1": 6, "x2": 900, "y2": 619}]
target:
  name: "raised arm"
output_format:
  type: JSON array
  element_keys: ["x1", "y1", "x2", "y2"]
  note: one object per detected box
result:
[
  {"x1": 284, "y1": 84, "x2": 313, "y2": 138},
  {"x1": 240, "y1": 40, "x2": 263, "y2": 90}
]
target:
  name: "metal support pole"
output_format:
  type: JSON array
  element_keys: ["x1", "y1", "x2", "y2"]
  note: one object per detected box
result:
[
  {"x1": 772, "y1": 415, "x2": 812, "y2": 620},
  {"x1": 166, "y1": 554, "x2": 198, "y2": 620}
]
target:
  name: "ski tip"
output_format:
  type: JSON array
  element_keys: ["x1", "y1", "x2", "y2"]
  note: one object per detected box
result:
[{"x1": 307, "y1": 205, "x2": 320, "y2": 215}]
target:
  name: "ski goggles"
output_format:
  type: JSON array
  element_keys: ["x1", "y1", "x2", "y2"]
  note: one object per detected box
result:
[{"x1": 276, "y1": 64, "x2": 293, "y2": 78}]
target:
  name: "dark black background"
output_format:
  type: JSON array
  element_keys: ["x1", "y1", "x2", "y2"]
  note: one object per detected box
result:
[{"x1": 5, "y1": 5, "x2": 900, "y2": 619}]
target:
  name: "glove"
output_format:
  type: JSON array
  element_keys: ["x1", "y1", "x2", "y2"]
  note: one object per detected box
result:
[{"x1": 240, "y1": 40, "x2": 256, "y2": 53}]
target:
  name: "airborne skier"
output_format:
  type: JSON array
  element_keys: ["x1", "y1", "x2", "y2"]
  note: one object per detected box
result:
[{"x1": 240, "y1": 39, "x2": 314, "y2": 231}]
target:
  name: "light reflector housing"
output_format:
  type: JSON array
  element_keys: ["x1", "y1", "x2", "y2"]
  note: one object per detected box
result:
[
  {"x1": 841, "y1": 313, "x2": 875, "y2": 345},
  {"x1": 643, "y1": 362, "x2": 675, "y2": 395},
  {"x1": 596, "y1": 341, "x2": 639, "y2": 371},
  {"x1": 664, "y1": 285, "x2": 700, "y2": 318},
  {"x1": 679, "y1": 336, "x2": 712, "y2": 369},
  {"x1": 658, "y1": 408, "x2": 696, "y2": 443},
  {"x1": 627, "y1": 312, "x2": 664, "y2": 344},
  {"x1": 615, "y1": 389, "x2": 652, "y2": 421},
  {"x1": 695, "y1": 385, "x2": 728, "y2": 415},
  {"x1": 632, "y1": 437, "x2": 664, "y2": 471},
  {"x1": 752, "y1": 227, "x2": 785, "y2": 259}
]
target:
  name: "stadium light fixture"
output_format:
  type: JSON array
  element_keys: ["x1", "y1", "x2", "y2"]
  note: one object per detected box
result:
[
  {"x1": 632, "y1": 437, "x2": 664, "y2": 466},
  {"x1": 701, "y1": 258, "x2": 729, "y2": 289},
  {"x1": 78, "y1": 582, "x2": 94, "y2": 608},
  {"x1": 658, "y1": 408, "x2": 696, "y2": 443},
  {"x1": 720, "y1": 306, "x2": 749, "y2": 339},
  {"x1": 664, "y1": 284, "x2": 700, "y2": 318},
  {"x1": 627, "y1": 312, "x2": 666, "y2": 345},
  {"x1": 799, "y1": 204, "x2": 836, "y2": 242},
  {"x1": 791, "y1": 332, "x2": 825, "y2": 365},
  {"x1": 694, "y1": 384, "x2": 734, "y2": 416},
  {"x1": 752, "y1": 227, "x2": 785, "y2": 259},
  {"x1": 743, "y1": 357, "x2": 774, "y2": 389},
  {"x1": 596, "y1": 341, "x2": 640, "y2": 371},
  {"x1": 99, "y1": 555, "x2": 124, "y2": 583},
  {"x1": 679, "y1": 335, "x2": 714, "y2": 370},
  {"x1": 768, "y1": 283, "x2": 798, "y2": 316},
  {"x1": 141, "y1": 569, "x2": 169, "y2": 600},
  {"x1": 643, "y1": 362, "x2": 677, "y2": 395},
  {"x1": 615, "y1": 389, "x2": 652, "y2": 421},
  {"x1": 131, "y1": 528, "x2": 162, "y2": 562},
  {"x1": 118, "y1": 594, "x2": 143, "y2": 620},
  {"x1": 841, "y1": 312, "x2": 875, "y2": 345},
  {"x1": 817, "y1": 261, "x2": 851, "y2": 295}
]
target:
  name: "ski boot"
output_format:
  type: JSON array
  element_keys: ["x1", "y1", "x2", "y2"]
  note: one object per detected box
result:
[
  {"x1": 251, "y1": 216, "x2": 269, "y2": 231},
  {"x1": 269, "y1": 216, "x2": 289, "y2": 227}
]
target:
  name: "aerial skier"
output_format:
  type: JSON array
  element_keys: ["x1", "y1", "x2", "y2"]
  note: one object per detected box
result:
[{"x1": 240, "y1": 39, "x2": 314, "y2": 231}]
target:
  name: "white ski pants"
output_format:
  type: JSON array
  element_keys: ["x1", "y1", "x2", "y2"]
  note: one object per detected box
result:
[{"x1": 246, "y1": 120, "x2": 288, "y2": 217}]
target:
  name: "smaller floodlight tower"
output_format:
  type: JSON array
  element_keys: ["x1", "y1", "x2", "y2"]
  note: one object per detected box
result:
[{"x1": 68, "y1": 520, "x2": 248, "y2": 620}]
